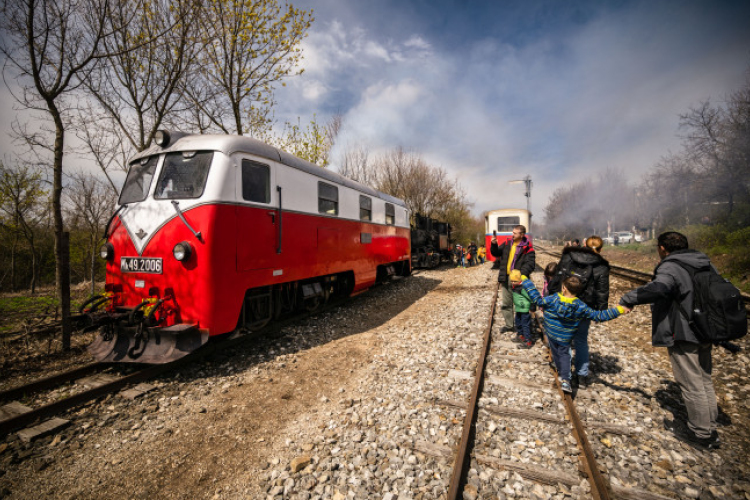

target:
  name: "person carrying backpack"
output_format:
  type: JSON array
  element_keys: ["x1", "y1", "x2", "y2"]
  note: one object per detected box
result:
[
  {"x1": 548, "y1": 235, "x2": 610, "y2": 388},
  {"x1": 620, "y1": 231, "x2": 747, "y2": 451}
]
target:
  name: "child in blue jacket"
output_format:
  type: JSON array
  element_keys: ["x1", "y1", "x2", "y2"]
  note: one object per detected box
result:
[{"x1": 521, "y1": 274, "x2": 630, "y2": 392}]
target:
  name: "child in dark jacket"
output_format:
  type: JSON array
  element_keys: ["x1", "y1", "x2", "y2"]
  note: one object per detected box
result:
[
  {"x1": 509, "y1": 270, "x2": 533, "y2": 348},
  {"x1": 521, "y1": 274, "x2": 629, "y2": 392}
]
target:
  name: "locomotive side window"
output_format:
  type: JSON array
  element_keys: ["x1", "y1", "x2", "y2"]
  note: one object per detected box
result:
[
  {"x1": 119, "y1": 156, "x2": 158, "y2": 205},
  {"x1": 359, "y1": 195, "x2": 372, "y2": 221},
  {"x1": 318, "y1": 182, "x2": 338, "y2": 215},
  {"x1": 154, "y1": 151, "x2": 213, "y2": 200},
  {"x1": 241, "y1": 160, "x2": 270, "y2": 203},
  {"x1": 385, "y1": 203, "x2": 395, "y2": 225},
  {"x1": 497, "y1": 216, "x2": 520, "y2": 232}
]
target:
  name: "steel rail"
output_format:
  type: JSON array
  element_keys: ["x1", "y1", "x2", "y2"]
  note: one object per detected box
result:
[
  {"x1": 0, "y1": 363, "x2": 103, "y2": 402},
  {"x1": 535, "y1": 313, "x2": 611, "y2": 500},
  {"x1": 0, "y1": 281, "x2": 383, "y2": 439},
  {"x1": 0, "y1": 363, "x2": 163, "y2": 438},
  {"x1": 446, "y1": 281, "x2": 499, "y2": 499},
  {"x1": 1, "y1": 313, "x2": 91, "y2": 339}
]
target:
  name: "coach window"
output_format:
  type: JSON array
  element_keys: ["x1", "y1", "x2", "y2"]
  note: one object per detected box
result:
[
  {"x1": 496, "y1": 216, "x2": 520, "y2": 232},
  {"x1": 359, "y1": 195, "x2": 372, "y2": 221},
  {"x1": 318, "y1": 182, "x2": 338, "y2": 215},
  {"x1": 385, "y1": 203, "x2": 395, "y2": 225},
  {"x1": 119, "y1": 156, "x2": 158, "y2": 204},
  {"x1": 154, "y1": 151, "x2": 213, "y2": 199},
  {"x1": 241, "y1": 160, "x2": 270, "y2": 203}
]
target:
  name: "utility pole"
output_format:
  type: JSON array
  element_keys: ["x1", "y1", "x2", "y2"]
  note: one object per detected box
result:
[{"x1": 509, "y1": 175, "x2": 532, "y2": 231}]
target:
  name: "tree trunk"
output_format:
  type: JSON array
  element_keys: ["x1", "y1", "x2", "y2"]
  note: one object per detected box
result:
[
  {"x1": 10, "y1": 234, "x2": 17, "y2": 292},
  {"x1": 29, "y1": 235, "x2": 37, "y2": 295},
  {"x1": 50, "y1": 105, "x2": 72, "y2": 351},
  {"x1": 90, "y1": 237, "x2": 96, "y2": 296}
]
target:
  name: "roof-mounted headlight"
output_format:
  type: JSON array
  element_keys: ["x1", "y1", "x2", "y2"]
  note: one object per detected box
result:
[
  {"x1": 100, "y1": 242, "x2": 114, "y2": 261},
  {"x1": 173, "y1": 241, "x2": 192, "y2": 261},
  {"x1": 154, "y1": 130, "x2": 171, "y2": 147}
]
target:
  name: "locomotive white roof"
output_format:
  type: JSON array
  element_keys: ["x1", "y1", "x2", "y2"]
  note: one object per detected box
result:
[
  {"x1": 131, "y1": 132, "x2": 407, "y2": 208},
  {"x1": 485, "y1": 208, "x2": 532, "y2": 216}
]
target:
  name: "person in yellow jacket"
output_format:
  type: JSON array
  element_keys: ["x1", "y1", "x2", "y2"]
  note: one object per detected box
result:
[{"x1": 477, "y1": 246, "x2": 486, "y2": 264}]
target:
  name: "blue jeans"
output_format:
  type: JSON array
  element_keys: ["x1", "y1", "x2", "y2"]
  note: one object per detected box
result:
[
  {"x1": 515, "y1": 312, "x2": 531, "y2": 342},
  {"x1": 573, "y1": 319, "x2": 591, "y2": 377},
  {"x1": 548, "y1": 337, "x2": 572, "y2": 382}
]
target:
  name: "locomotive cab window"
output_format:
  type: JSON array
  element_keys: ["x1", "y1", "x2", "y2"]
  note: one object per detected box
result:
[
  {"x1": 359, "y1": 195, "x2": 372, "y2": 221},
  {"x1": 497, "y1": 216, "x2": 520, "y2": 232},
  {"x1": 119, "y1": 156, "x2": 158, "y2": 205},
  {"x1": 318, "y1": 182, "x2": 338, "y2": 215},
  {"x1": 154, "y1": 151, "x2": 213, "y2": 200},
  {"x1": 385, "y1": 203, "x2": 395, "y2": 225},
  {"x1": 241, "y1": 160, "x2": 270, "y2": 203}
]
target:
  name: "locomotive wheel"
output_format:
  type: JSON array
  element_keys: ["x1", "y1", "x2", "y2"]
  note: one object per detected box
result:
[
  {"x1": 303, "y1": 286, "x2": 329, "y2": 312},
  {"x1": 243, "y1": 287, "x2": 274, "y2": 331}
]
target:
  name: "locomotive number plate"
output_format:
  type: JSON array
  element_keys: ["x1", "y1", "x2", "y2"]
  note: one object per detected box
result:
[{"x1": 120, "y1": 257, "x2": 163, "y2": 274}]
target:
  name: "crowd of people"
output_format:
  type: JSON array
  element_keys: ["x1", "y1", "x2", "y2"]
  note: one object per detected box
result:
[
  {"x1": 488, "y1": 225, "x2": 726, "y2": 452},
  {"x1": 453, "y1": 241, "x2": 485, "y2": 267}
]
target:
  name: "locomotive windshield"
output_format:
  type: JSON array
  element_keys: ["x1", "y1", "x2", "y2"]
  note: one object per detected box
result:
[
  {"x1": 154, "y1": 151, "x2": 213, "y2": 199},
  {"x1": 119, "y1": 156, "x2": 158, "y2": 205},
  {"x1": 497, "y1": 216, "x2": 520, "y2": 232}
]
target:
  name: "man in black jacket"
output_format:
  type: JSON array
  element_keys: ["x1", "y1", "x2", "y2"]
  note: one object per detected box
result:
[
  {"x1": 548, "y1": 235, "x2": 610, "y2": 387},
  {"x1": 620, "y1": 232, "x2": 719, "y2": 451},
  {"x1": 490, "y1": 225, "x2": 536, "y2": 332}
]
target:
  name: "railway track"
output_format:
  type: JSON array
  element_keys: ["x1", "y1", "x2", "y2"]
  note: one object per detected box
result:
[
  {"x1": 0, "y1": 284, "x2": 386, "y2": 440},
  {"x1": 444, "y1": 282, "x2": 611, "y2": 498},
  {"x1": 443, "y1": 273, "x2": 677, "y2": 500}
]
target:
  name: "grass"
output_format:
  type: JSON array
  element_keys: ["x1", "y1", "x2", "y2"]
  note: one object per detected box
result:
[{"x1": 0, "y1": 285, "x2": 102, "y2": 334}]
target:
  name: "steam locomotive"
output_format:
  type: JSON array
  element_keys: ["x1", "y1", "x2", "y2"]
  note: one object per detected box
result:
[
  {"x1": 410, "y1": 213, "x2": 452, "y2": 269},
  {"x1": 86, "y1": 131, "x2": 411, "y2": 363}
]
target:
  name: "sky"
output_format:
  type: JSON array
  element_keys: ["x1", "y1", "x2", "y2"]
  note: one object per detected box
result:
[
  {"x1": 1, "y1": 0, "x2": 749, "y2": 220},
  {"x1": 271, "y1": 0, "x2": 750, "y2": 217}
]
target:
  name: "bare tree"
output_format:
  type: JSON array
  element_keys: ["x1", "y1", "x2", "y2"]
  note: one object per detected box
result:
[
  {"x1": 0, "y1": 0, "x2": 136, "y2": 349},
  {"x1": 337, "y1": 143, "x2": 373, "y2": 185},
  {"x1": 65, "y1": 172, "x2": 115, "y2": 294},
  {"x1": 183, "y1": 0, "x2": 313, "y2": 136},
  {"x1": 77, "y1": 0, "x2": 204, "y2": 184},
  {"x1": 372, "y1": 147, "x2": 467, "y2": 219},
  {"x1": 680, "y1": 76, "x2": 750, "y2": 219}
]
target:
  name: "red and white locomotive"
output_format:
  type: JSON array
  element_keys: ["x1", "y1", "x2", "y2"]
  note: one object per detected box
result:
[
  {"x1": 483, "y1": 208, "x2": 532, "y2": 263},
  {"x1": 89, "y1": 131, "x2": 411, "y2": 363}
]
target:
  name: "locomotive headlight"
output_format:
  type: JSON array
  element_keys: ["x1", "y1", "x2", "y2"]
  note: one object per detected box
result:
[
  {"x1": 100, "y1": 242, "x2": 114, "y2": 261},
  {"x1": 154, "y1": 130, "x2": 170, "y2": 147},
  {"x1": 173, "y1": 241, "x2": 192, "y2": 261}
]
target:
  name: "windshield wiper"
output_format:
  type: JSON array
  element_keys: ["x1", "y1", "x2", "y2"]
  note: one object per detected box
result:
[{"x1": 171, "y1": 201, "x2": 203, "y2": 242}]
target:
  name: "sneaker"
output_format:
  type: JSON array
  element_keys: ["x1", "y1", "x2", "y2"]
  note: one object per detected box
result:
[
  {"x1": 512, "y1": 335, "x2": 525, "y2": 343},
  {"x1": 500, "y1": 326, "x2": 514, "y2": 333},
  {"x1": 664, "y1": 419, "x2": 720, "y2": 451},
  {"x1": 561, "y1": 380, "x2": 572, "y2": 393},
  {"x1": 518, "y1": 340, "x2": 534, "y2": 349},
  {"x1": 576, "y1": 375, "x2": 590, "y2": 389}
]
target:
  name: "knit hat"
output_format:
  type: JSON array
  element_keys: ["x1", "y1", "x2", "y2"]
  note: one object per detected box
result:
[{"x1": 509, "y1": 270, "x2": 522, "y2": 282}]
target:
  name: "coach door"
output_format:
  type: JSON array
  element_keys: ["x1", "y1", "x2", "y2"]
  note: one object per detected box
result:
[{"x1": 236, "y1": 159, "x2": 278, "y2": 271}]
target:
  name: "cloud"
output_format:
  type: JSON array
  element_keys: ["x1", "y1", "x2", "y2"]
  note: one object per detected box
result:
[{"x1": 280, "y1": 1, "x2": 749, "y2": 218}]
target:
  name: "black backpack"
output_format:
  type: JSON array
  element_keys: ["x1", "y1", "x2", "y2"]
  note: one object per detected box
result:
[
  {"x1": 670, "y1": 261, "x2": 748, "y2": 343},
  {"x1": 549, "y1": 259, "x2": 594, "y2": 301}
]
